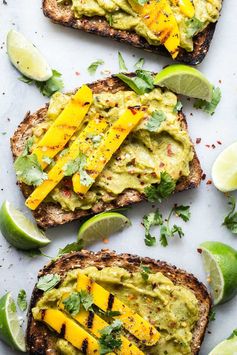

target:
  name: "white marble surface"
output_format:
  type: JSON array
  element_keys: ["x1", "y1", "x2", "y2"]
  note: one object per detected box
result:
[{"x1": 1, "y1": 0, "x2": 237, "y2": 354}]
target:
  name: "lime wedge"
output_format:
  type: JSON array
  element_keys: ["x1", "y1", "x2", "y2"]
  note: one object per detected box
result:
[
  {"x1": 0, "y1": 293, "x2": 26, "y2": 352},
  {"x1": 199, "y1": 241, "x2": 237, "y2": 305},
  {"x1": 0, "y1": 201, "x2": 50, "y2": 250},
  {"x1": 212, "y1": 142, "x2": 237, "y2": 192},
  {"x1": 209, "y1": 336, "x2": 237, "y2": 355},
  {"x1": 154, "y1": 64, "x2": 213, "y2": 102},
  {"x1": 78, "y1": 212, "x2": 131, "y2": 245},
  {"x1": 7, "y1": 30, "x2": 52, "y2": 81}
]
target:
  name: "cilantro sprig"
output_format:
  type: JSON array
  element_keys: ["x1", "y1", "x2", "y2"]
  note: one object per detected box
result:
[
  {"x1": 63, "y1": 152, "x2": 94, "y2": 186},
  {"x1": 143, "y1": 204, "x2": 191, "y2": 247},
  {"x1": 99, "y1": 320, "x2": 123, "y2": 354},
  {"x1": 36, "y1": 274, "x2": 61, "y2": 292},
  {"x1": 144, "y1": 172, "x2": 176, "y2": 203},
  {"x1": 194, "y1": 87, "x2": 221, "y2": 116},
  {"x1": 88, "y1": 60, "x2": 104, "y2": 75},
  {"x1": 17, "y1": 289, "x2": 27, "y2": 312},
  {"x1": 116, "y1": 69, "x2": 154, "y2": 95},
  {"x1": 118, "y1": 52, "x2": 128, "y2": 72},
  {"x1": 19, "y1": 69, "x2": 64, "y2": 97},
  {"x1": 223, "y1": 196, "x2": 237, "y2": 233},
  {"x1": 146, "y1": 110, "x2": 166, "y2": 132},
  {"x1": 63, "y1": 290, "x2": 93, "y2": 315}
]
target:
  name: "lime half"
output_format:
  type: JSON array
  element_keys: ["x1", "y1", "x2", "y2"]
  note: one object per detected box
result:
[
  {"x1": 154, "y1": 64, "x2": 213, "y2": 102},
  {"x1": 7, "y1": 30, "x2": 52, "y2": 81},
  {"x1": 199, "y1": 241, "x2": 237, "y2": 305},
  {"x1": 209, "y1": 336, "x2": 237, "y2": 355},
  {"x1": 0, "y1": 201, "x2": 50, "y2": 250},
  {"x1": 212, "y1": 142, "x2": 237, "y2": 192},
  {"x1": 78, "y1": 212, "x2": 131, "y2": 245},
  {"x1": 0, "y1": 293, "x2": 26, "y2": 352}
]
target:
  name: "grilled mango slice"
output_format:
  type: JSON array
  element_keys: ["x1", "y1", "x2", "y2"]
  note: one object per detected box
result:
[
  {"x1": 171, "y1": 0, "x2": 195, "y2": 18},
  {"x1": 32, "y1": 85, "x2": 93, "y2": 169},
  {"x1": 35, "y1": 308, "x2": 101, "y2": 354},
  {"x1": 72, "y1": 107, "x2": 144, "y2": 194},
  {"x1": 77, "y1": 273, "x2": 160, "y2": 346},
  {"x1": 58, "y1": 304, "x2": 144, "y2": 355},
  {"x1": 25, "y1": 116, "x2": 108, "y2": 210},
  {"x1": 128, "y1": 0, "x2": 180, "y2": 58}
]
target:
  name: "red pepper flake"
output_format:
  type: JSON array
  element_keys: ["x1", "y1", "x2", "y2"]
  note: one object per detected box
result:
[
  {"x1": 159, "y1": 162, "x2": 165, "y2": 168},
  {"x1": 219, "y1": 79, "x2": 222, "y2": 84},
  {"x1": 64, "y1": 179, "x2": 72, "y2": 188},
  {"x1": 205, "y1": 144, "x2": 210, "y2": 148},
  {"x1": 196, "y1": 138, "x2": 201, "y2": 144},
  {"x1": 217, "y1": 140, "x2": 222, "y2": 145},
  {"x1": 75, "y1": 71, "x2": 80, "y2": 76},
  {"x1": 212, "y1": 144, "x2": 216, "y2": 149},
  {"x1": 201, "y1": 173, "x2": 206, "y2": 180},
  {"x1": 197, "y1": 248, "x2": 203, "y2": 254},
  {"x1": 206, "y1": 179, "x2": 212, "y2": 185},
  {"x1": 62, "y1": 189, "x2": 72, "y2": 198},
  {"x1": 190, "y1": 112, "x2": 193, "y2": 116},
  {"x1": 167, "y1": 143, "x2": 173, "y2": 157}
]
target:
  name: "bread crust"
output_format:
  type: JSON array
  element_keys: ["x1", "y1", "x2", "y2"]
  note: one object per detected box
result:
[
  {"x1": 10, "y1": 75, "x2": 202, "y2": 229},
  {"x1": 26, "y1": 249, "x2": 212, "y2": 354},
  {"x1": 42, "y1": 0, "x2": 218, "y2": 65}
]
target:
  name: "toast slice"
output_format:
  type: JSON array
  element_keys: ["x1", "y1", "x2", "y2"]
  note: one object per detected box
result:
[
  {"x1": 42, "y1": 0, "x2": 219, "y2": 65},
  {"x1": 11, "y1": 75, "x2": 202, "y2": 229},
  {"x1": 26, "y1": 249, "x2": 211, "y2": 354}
]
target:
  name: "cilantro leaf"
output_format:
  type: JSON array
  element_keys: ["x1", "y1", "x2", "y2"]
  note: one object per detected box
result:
[
  {"x1": 146, "y1": 110, "x2": 166, "y2": 132},
  {"x1": 173, "y1": 100, "x2": 183, "y2": 113},
  {"x1": 209, "y1": 308, "x2": 216, "y2": 322},
  {"x1": 87, "y1": 133, "x2": 102, "y2": 147},
  {"x1": 63, "y1": 152, "x2": 94, "y2": 186},
  {"x1": 17, "y1": 289, "x2": 27, "y2": 312},
  {"x1": 80, "y1": 290, "x2": 93, "y2": 311},
  {"x1": 159, "y1": 224, "x2": 170, "y2": 247},
  {"x1": 194, "y1": 87, "x2": 221, "y2": 116},
  {"x1": 116, "y1": 70, "x2": 154, "y2": 95},
  {"x1": 144, "y1": 172, "x2": 176, "y2": 203},
  {"x1": 99, "y1": 320, "x2": 123, "y2": 354},
  {"x1": 173, "y1": 205, "x2": 191, "y2": 222},
  {"x1": 143, "y1": 209, "x2": 163, "y2": 246},
  {"x1": 118, "y1": 52, "x2": 128, "y2": 72},
  {"x1": 228, "y1": 329, "x2": 237, "y2": 339},
  {"x1": 42, "y1": 155, "x2": 53, "y2": 165},
  {"x1": 88, "y1": 60, "x2": 104, "y2": 75},
  {"x1": 134, "y1": 58, "x2": 144, "y2": 69},
  {"x1": 37, "y1": 274, "x2": 61, "y2": 292},
  {"x1": 140, "y1": 265, "x2": 151, "y2": 281},
  {"x1": 171, "y1": 224, "x2": 184, "y2": 238},
  {"x1": 223, "y1": 196, "x2": 237, "y2": 233},
  {"x1": 57, "y1": 241, "x2": 84, "y2": 257},
  {"x1": 107, "y1": 13, "x2": 113, "y2": 26},
  {"x1": 63, "y1": 290, "x2": 93, "y2": 315},
  {"x1": 20, "y1": 70, "x2": 64, "y2": 97},
  {"x1": 14, "y1": 153, "x2": 48, "y2": 186},
  {"x1": 185, "y1": 17, "x2": 203, "y2": 38}
]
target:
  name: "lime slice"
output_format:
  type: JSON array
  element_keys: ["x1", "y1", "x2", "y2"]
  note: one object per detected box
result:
[
  {"x1": 7, "y1": 30, "x2": 52, "y2": 81},
  {"x1": 0, "y1": 201, "x2": 50, "y2": 250},
  {"x1": 209, "y1": 336, "x2": 237, "y2": 355},
  {"x1": 154, "y1": 64, "x2": 213, "y2": 102},
  {"x1": 199, "y1": 241, "x2": 237, "y2": 305},
  {"x1": 0, "y1": 293, "x2": 26, "y2": 352},
  {"x1": 212, "y1": 142, "x2": 237, "y2": 192},
  {"x1": 78, "y1": 212, "x2": 131, "y2": 245}
]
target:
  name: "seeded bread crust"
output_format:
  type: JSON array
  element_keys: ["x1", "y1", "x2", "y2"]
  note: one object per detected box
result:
[
  {"x1": 26, "y1": 249, "x2": 212, "y2": 354},
  {"x1": 42, "y1": 0, "x2": 220, "y2": 65},
  {"x1": 10, "y1": 75, "x2": 202, "y2": 229}
]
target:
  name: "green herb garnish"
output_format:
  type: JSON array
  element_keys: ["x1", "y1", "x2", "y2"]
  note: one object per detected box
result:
[
  {"x1": 134, "y1": 57, "x2": 144, "y2": 69},
  {"x1": 209, "y1": 308, "x2": 216, "y2": 322},
  {"x1": 17, "y1": 289, "x2": 27, "y2": 312},
  {"x1": 146, "y1": 110, "x2": 166, "y2": 132},
  {"x1": 140, "y1": 265, "x2": 151, "y2": 281},
  {"x1": 99, "y1": 320, "x2": 123, "y2": 354},
  {"x1": 63, "y1": 152, "x2": 94, "y2": 186},
  {"x1": 118, "y1": 52, "x2": 128, "y2": 72},
  {"x1": 194, "y1": 87, "x2": 221, "y2": 116},
  {"x1": 57, "y1": 241, "x2": 84, "y2": 258},
  {"x1": 88, "y1": 60, "x2": 104, "y2": 75},
  {"x1": 116, "y1": 69, "x2": 154, "y2": 95},
  {"x1": 228, "y1": 329, "x2": 237, "y2": 339},
  {"x1": 63, "y1": 290, "x2": 93, "y2": 315},
  {"x1": 223, "y1": 196, "x2": 237, "y2": 233},
  {"x1": 37, "y1": 274, "x2": 61, "y2": 292},
  {"x1": 144, "y1": 172, "x2": 176, "y2": 203},
  {"x1": 185, "y1": 17, "x2": 203, "y2": 38},
  {"x1": 173, "y1": 100, "x2": 183, "y2": 113}
]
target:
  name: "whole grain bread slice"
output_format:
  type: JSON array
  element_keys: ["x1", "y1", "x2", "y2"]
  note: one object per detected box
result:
[
  {"x1": 26, "y1": 249, "x2": 211, "y2": 354},
  {"x1": 10, "y1": 75, "x2": 202, "y2": 229},
  {"x1": 42, "y1": 0, "x2": 219, "y2": 65}
]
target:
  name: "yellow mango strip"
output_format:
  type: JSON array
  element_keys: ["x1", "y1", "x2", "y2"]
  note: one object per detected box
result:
[
  {"x1": 171, "y1": 0, "x2": 195, "y2": 18},
  {"x1": 32, "y1": 85, "x2": 93, "y2": 170},
  {"x1": 129, "y1": 0, "x2": 180, "y2": 58},
  {"x1": 58, "y1": 304, "x2": 144, "y2": 355},
  {"x1": 72, "y1": 108, "x2": 144, "y2": 194},
  {"x1": 77, "y1": 273, "x2": 160, "y2": 346},
  {"x1": 25, "y1": 117, "x2": 108, "y2": 210},
  {"x1": 36, "y1": 309, "x2": 100, "y2": 354}
]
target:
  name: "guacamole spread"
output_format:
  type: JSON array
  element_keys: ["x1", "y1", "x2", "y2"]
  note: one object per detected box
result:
[
  {"x1": 32, "y1": 88, "x2": 193, "y2": 212},
  {"x1": 59, "y1": 0, "x2": 222, "y2": 51},
  {"x1": 33, "y1": 266, "x2": 199, "y2": 354}
]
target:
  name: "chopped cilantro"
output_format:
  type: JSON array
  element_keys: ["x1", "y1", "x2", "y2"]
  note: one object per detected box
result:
[
  {"x1": 87, "y1": 133, "x2": 102, "y2": 146},
  {"x1": 228, "y1": 329, "x2": 237, "y2": 339},
  {"x1": 144, "y1": 172, "x2": 176, "y2": 203},
  {"x1": 88, "y1": 60, "x2": 104, "y2": 75},
  {"x1": 173, "y1": 100, "x2": 183, "y2": 113},
  {"x1": 118, "y1": 52, "x2": 128, "y2": 72},
  {"x1": 17, "y1": 289, "x2": 27, "y2": 312},
  {"x1": 146, "y1": 110, "x2": 166, "y2": 132},
  {"x1": 57, "y1": 241, "x2": 84, "y2": 257},
  {"x1": 116, "y1": 69, "x2": 154, "y2": 95},
  {"x1": 14, "y1": 153, "x2": 48, "y2": 186},
  {"x1": 63, "y1": 290, "x2": 93, "y2": 315},
  {"x1": 99, "y1": 320, "x2": 123, "y2": 354},
  {"x1": 140, "y1": 265, "x2": 151, "y2": 281},
  {"x1": 194, "y1": 87, "x2": 221, "y2": 115},
  {"x1": 173, "y1": 205, "x2": 191, "y2": 222},
  {"x1": 63, "y1": 152, "x2": 94, "y2": 186},
  {"x1": 143, "y1": 209, "x2": 162, "y2": 246},
  {"x1": 107, "y1": 13, "x2": 113, "y2": 26},
  {"x1": 185, "y1": 17, "x2": 203, "y2": 38},
  {"x1": 209, "y1": 308, "x2": 216, "y2": 322},
  {"x1": 223, "y1": 196, "x2": 237, "y2": 233},
  {"x1": 134, "y1": 57, "x2": 145, "y2": 69},
  {"x1": 37, "y1": 274, "x2": 61, "y2": 292}
]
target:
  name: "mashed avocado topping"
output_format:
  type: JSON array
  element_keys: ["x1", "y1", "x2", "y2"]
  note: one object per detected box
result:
[
  {"x1": 58, "y1": 0, "x2": 222, "y2": 52},
  {"x1": 33, "y1": 266, "x2": 199, "y2": 354},
  {"x1": 32, "y1": 88, "x2": 193, "y2": 212}
]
